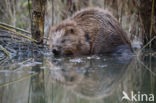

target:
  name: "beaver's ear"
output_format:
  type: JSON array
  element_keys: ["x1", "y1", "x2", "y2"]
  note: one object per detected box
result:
[{"x1": 70, "y1": 28, "x2": 74, "y2": 34}]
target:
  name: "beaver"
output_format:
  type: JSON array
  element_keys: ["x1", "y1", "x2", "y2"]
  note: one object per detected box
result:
[{"x1": 49, "y1": 8, "x2": 132, "y2": 56}]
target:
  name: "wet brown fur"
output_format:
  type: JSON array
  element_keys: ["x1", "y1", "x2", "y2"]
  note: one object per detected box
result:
[{"x1": 49, "y1": 8, "x2": 132, "y2": 56}]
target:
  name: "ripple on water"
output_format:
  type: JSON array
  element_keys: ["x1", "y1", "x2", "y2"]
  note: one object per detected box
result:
[{"x1": 69, "y1": 58, "x2": 84, "y2": 63}]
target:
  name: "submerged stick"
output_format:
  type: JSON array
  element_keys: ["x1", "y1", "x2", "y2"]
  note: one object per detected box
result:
[{"x1": 0, "y1": 73, "x2": 38, "y2": 88}]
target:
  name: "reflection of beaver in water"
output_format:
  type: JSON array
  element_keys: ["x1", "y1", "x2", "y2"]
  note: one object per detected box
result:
[
  {"x1": 48, "y1": 56, "x2": 130, "y2": 99},
  {"x1": 49, "y1": 8, "x2": 132, "y2": 56}
]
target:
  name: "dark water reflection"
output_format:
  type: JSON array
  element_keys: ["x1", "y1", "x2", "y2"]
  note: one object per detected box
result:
[{"x1": 0, "y1": 52, "x2": 156, "y2": 103}]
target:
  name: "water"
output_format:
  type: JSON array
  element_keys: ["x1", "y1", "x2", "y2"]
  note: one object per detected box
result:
[{"x1": 0, "y1": 51, "x2": 156, "y2": 103}]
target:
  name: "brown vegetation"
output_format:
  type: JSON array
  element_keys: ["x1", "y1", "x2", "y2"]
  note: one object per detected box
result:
[{"x1": 0, "y1": 0, "x2": 155, "y2": 49}]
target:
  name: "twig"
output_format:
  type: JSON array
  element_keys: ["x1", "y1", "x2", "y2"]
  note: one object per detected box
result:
[
  {"x1": 0, "y1": 25, "x2": 38, "y2": 43},
  {"x1": 139, "y1": 36, "x2": 156, "y2": 52},
  {"x1": 65, "y1": 0, "x2": 72, "y2": 17},
  {"x1": 4, "y1": 0, "x2": 16, "y2": 26},
  {"x1": 20, "y1": 58, "x2": 33, "y2": 64},
  {"x1": 0, "y1": 22, "x2": 31, "y2": 34},
  {"x1": 136, "y1": 56, "x2": 156, "y2": 76},
  {"x1": 0, "y1": 56, "x2": 9, "y2": 65},
  {"x1": 28, "y1": 0, "x2": 32, "y2": 33},
  {"x1": 14, "y1": 58, "x2": 33, "y2": 71},
  {"x1": 149, "y1": 0, "x2": 155, "y2": 48},
  {"x1": 0, "y1": 45, "x2": 10, "y2": 57}
]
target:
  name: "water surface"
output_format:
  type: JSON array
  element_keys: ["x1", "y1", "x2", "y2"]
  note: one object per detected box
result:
[{"x1": 0, "y1": 51, "x2": 155, "y2": 103}]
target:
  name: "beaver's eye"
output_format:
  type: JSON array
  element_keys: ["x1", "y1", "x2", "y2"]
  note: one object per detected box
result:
[
  {"x1": 70, "y1": 28, "x2": 74, "y2": 34},
  {"x1": 61, "y1": 39, "x2": 66, "y2": 43}
]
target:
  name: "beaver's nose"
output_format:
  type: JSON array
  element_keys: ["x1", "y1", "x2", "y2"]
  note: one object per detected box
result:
[{"x1": 52, "y1": 48, "x2": 60, "y2": 55}]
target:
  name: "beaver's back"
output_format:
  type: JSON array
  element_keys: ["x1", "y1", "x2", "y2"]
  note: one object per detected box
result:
[{"x1": 71, "y1": 8, "x2": 131, "y2": 54}]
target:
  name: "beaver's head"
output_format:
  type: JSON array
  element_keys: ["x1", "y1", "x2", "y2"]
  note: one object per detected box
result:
[{"x1": 49, "y1": 20, "x2": 90, "y2": 56}]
